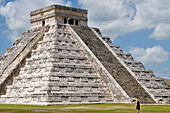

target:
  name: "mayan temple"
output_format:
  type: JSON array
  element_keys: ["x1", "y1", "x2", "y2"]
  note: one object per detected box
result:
[{"x1": 0, "y1": 5, "x2": 169, "y2": 105}]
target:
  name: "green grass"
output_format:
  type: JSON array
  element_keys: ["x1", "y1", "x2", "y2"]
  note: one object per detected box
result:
[
  {"x1": 0, "y1": 103, "x2": 170, "y2": 113},
  {"x1": 164, "y1": 78, "x2": 170, "y2": 86}
]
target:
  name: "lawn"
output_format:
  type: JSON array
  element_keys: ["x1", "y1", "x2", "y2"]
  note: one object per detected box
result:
[{"x1": 0, "y1": 103, "x2": 170, "y2": 113}]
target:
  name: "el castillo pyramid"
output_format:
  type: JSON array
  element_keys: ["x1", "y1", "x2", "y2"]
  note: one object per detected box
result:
[{"x1": 0, "y1": 5, "x2": 170, "y2": 105}]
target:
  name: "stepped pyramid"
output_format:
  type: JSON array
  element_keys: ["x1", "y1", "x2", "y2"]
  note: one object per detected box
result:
[{"x1": 0, "y1": 5, "x2": 169, "y2": 105}]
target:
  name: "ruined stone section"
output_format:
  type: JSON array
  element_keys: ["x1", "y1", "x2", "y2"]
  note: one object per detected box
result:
[
  {"x1": 72, "y1": 26, "x2": 155, "y2": 103},
  {"x1": 0, "y1": 24, "x2": 114, "y2": 105},
  {"x1": 101, "y1": 34, "x2": 170, "y2": 103},
  {"x1": 0, "y1": 26, "x2": 49, "y2": 96}
]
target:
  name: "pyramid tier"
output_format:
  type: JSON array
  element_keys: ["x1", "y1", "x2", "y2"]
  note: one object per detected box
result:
[{"x1": 0, "y1": 24, "x2": 114, "y2": 105}]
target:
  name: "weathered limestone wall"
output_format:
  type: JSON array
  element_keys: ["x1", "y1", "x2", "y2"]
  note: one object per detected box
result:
[
  {"x1": 30, "y1": 5, "x2": 88, "y2": 28},
  {"x1": 71, "y1": 26, "x2": 156, "y2": 103},
  {"x1": 31, "y1": 16, "x2": 56, "y2": 28},
  {"x1": 0, "y1": 26, "x2": 49, "y2": 96}
]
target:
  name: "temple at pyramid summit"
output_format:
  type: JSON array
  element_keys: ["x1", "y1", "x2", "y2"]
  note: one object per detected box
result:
[{"x1": 0, "y1": 4, "x2": 170, "y2": 105}]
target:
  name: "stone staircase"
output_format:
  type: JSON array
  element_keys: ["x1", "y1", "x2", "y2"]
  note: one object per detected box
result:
[
  {"x1": 100, "y1": 31, "x2": 170, "y2": 103},
  {"x1": 71, "y1": 26, "x2": 156, "y2": 103},
  {"x1": 0, "y1": 24, "x2": 114, "y2": 105}
]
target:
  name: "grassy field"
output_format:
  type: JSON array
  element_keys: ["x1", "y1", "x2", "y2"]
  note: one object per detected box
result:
[{"x1": 0, "y1": 103, "x2": 170, "y2": 113}]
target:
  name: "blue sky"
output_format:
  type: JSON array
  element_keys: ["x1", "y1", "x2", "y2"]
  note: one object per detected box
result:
[{"x1": 0, "y1": 0, "x2": 170, "y2": 79}]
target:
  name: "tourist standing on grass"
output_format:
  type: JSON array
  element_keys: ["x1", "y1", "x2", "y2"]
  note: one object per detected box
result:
[{"x1": 136, "y1": 99, "x2": 140, "y2": 113}]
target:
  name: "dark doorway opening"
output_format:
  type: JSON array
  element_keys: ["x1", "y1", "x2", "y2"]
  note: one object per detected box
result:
[
  {"x1": 42, "y1": 20, "x2": 45, "y2": 26},
  {"x1": 75, "y1": 20, "x2": 79, "y2": 25},
  {"x1": 64, "y1": 18, "x2": 67, "y2": 24},
  {"x1": 69, "y1": 19, "x2": 74, "y2": 25}
]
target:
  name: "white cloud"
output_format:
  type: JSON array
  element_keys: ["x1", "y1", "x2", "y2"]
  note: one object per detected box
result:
[
  {"x1": 7, "y1": 31, "x2": 20, "y2": 41},
  {"x1": 0, "y1": 0, "x2": 71, "y2": 41},
  {"x1": 1, "y1": 0, "x2": 170, "y2": 41},
  {"x1": 129, "y1": 45, "x2": 169, "y2": 66},
  {"x1": 149, "y1": 24, "x2": 170, "y2": 40},
  {"x1": 78, "y1": 0, "x2": 170, "y2": 41},
  {"x1": 65, "y1": 1, "x2": 72, "y2": 6}
]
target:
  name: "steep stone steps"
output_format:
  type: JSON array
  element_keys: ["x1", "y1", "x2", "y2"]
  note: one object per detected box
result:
[
  {"x1": 100, "y1": 31, "x2": 170, "y2": 103},
  {"x1": 72, "y1": 26, "x2": 155, "y2": 103}
]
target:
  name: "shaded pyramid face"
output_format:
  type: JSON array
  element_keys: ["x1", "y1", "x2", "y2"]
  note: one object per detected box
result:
[{"x1": 0, "y1": 5, "x2": 170, "y2": 105}]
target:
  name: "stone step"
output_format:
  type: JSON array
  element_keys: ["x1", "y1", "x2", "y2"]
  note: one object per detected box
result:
[
  {"x1": 141, "y1": 81, "x2": 167, "y2": 88},
  {"x1": 32, "y1": 92, "x2": 111, "y2": 97},
  {"x1": 51, "y1": 73, "x2": 100, "y2": 78},
  {"x1": 1, "y1": 93, "x2": 113, "y2": 100},
  {"x1": 47, "y1": 82, "x2": 104, "y2": 87},
  {"x1": 20, "y1": 63, "x2": 93, "y2": 72},
  {"x1": 15, "y1": 73, "x2": 100, "y2": 80},
  {"x1": 32, "y1": 46, "x2": 80, "y2": 53},
  {"x1": 19, "y1": 67, "x2": 95, "y2": 75},
  {"x1": 31, "y1": 49, "x2": 82, "y2": 57},
  {"x1": 27, "y1": 54, "x2": 87, "y2": 61},
  {"x1": 38, "y1": 39, "x2": 76, "y2": 45},
  {"x1": 109, "y1": 44, "x2": 123, "y2": 54},
  {"x1": 116, "y1": 52, "x2": 134, "y2": 62},
  {"x1": 124, "y1": 61, "x2": 145, "y2": 71},
  {"x1": 5, "y1": 85, "x2": 108, "y2": 93},
  {"x1": 137, "y1": 77, "x2": 165, "y2": 82},
  {"x1": 102, "y1": 36, "x2": 112, "y2": 44},
  {"x1": 40, "y1": 36, "x2": 74, "y2": 43},
  {"x1": 26, "y1": 58, "x2": 90, "y2": 66},
  {"x1": 149, "y1": 88, "x2": 170, "y2": 94},
  {"x1": 28, "y1": 53, "x2": 87, "y2": 60},
  {"x1": 132, "y1": 70, "x2": 155, "y2": 78}
]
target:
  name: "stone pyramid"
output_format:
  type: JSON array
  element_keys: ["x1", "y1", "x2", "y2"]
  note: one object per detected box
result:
[{"x1": 0, "y1": 5, "x2": 169, "y2": 105}]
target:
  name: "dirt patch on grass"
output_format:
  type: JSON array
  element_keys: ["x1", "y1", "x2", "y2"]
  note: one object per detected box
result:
[
  {"x1": 0, "y1": 112, "x2": 12, "y2": 113},
  {"x1": 64, "y1": 106, "x2": 134, "y2": 110},
  {"x1": 31, "y1": 110, "x2": 50, "y2": 112}
]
